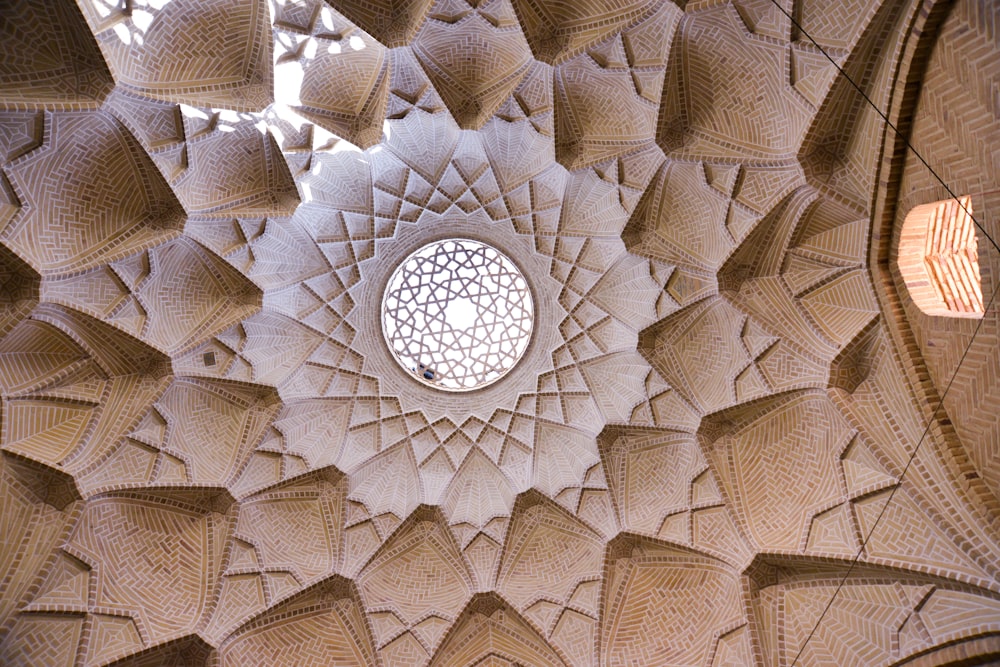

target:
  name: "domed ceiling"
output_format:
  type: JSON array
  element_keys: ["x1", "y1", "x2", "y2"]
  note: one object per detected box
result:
[{"x1": 1, "y1": 0, "x2": 999, "y2": 665}]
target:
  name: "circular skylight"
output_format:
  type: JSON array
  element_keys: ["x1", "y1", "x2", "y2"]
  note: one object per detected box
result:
[{"x1": 381, "y1": 239, "x2": 534, "y2": 391}]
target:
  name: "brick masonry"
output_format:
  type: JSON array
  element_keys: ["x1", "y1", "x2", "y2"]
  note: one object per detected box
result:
[{"x1": 0, "y1": 0, "x2": 998, "y2": 665}]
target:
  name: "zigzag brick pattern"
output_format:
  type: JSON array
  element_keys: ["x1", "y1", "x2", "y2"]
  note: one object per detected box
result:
[{"x1": 0, "y1": 0, "x2": 997, "y2": 665}]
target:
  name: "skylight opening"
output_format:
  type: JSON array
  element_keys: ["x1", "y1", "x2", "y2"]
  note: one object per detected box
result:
[{"x1": 381, "y1": 239, "x2": 534, "y2": 391}]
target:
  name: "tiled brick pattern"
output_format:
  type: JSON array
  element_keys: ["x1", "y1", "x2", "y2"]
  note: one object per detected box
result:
[
  {"x1": 0, "y1": 0, "x2": 997, "y2": 665},
  {"x1": 889, "y1": 0, "x2": 1000, "y2": 510},
  {"x1": 2, "y1": 111, "x2": 185, "y2": 274},
  {"x1": 0, "y1": 1, "x2": 113, "y2": 110},
  {"x1": 77, "y1": 0, "x2": 273, "y2": 111},
  {"x1": 601, "y1": 537, "x2": 749, "y2": 666},
  {"x1": 554, "y1": 3, "x2": 681, "y2": 169},
  {"x1": 412, "y1": 0, "x2": 533, "y2": 130},
  {"x1": 272, "y1": 1, "x2": 390, "y2": 147},
  {"x1": 330, "y1": 0, "x2": 435, "y2": 48},
  {"x1": 750, "y1": 560, "x2": 1000, "y2": 666}
]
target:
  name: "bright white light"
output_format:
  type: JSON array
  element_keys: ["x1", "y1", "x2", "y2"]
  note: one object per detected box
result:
[
  {"x1": 318, "y1": 8, "x2": 337, "y2": 32},
  {"x1": 113, "y1": 23, "x2": 131, "y2": 44},
  {"x1": 180, "y1": 104, "x2": 209, "y2": 120},
  {"x1": 131, "y1": 9, "x2": 154, "y2": 32},
  {"x1": 444, "y1": 297, "x2": 478, "y2": 330},
  {"x1": 92, "y1": 0, "x2": 112, "y2": 18},
  {"x1": 303, "y1": 38, "x2": 317, "y2": 60},
  {"x1": 274, "y1": 61, "x2": 304, "y2": 106}
]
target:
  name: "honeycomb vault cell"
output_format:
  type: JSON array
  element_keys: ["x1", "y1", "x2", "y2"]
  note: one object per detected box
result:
[{"x1": 381, "y1": 238, "x2": 533, "y2": 391}]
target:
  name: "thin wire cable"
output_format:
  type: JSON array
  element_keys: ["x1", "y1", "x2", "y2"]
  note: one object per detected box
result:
[
  {"x1": 755, "y1": 0, "x2": 1000, "y2": 663},
  {"x1": 765, "y1": 0, "x2": 1000, "y2": 256},
  {"x1": 791, "y1": 277, "x2": 1000, "y2": 665}
]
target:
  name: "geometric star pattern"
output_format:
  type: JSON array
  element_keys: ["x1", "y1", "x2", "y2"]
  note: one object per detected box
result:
[
  {"x1": 382, "y1": 238, "x2": 533, "y2": 390},
  {"x1": 0, "y1": 0, "x2": 998, "y2": 665}
]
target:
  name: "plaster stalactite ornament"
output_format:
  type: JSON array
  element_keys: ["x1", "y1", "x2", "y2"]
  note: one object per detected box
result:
[{"x1": 0, "y1": 0, "x2": 999, "y2": 665}]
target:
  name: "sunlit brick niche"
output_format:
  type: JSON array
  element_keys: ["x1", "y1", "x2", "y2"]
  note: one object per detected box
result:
[{"x1": 898, "y1": 195, "x2": 984, "y2": 318}]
